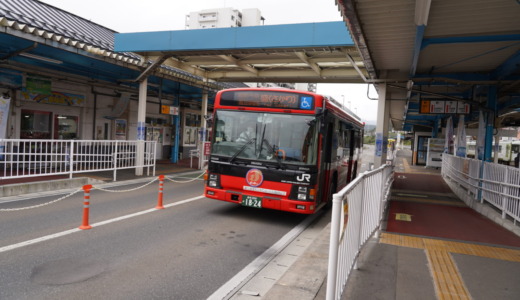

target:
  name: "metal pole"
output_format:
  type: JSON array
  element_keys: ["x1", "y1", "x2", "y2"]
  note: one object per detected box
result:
[
  {"x1": 374, "y1": 83, "x2": 388, "y2": 168},
  {"x1": 199, "y1": 90, "x2": 208, "y2": 170},
  {"x1": 136, "y1": 78, "x2": 148, "y2": 176}
]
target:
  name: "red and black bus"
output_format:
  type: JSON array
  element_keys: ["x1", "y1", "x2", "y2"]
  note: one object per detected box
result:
[{"x1": 204, "y1": 88, "x2": 363, "y2": 214}]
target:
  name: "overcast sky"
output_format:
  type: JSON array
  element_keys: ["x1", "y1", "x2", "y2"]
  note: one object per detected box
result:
[{"x1": 39, "y1": 0, "x2": 378, "y2": 123}]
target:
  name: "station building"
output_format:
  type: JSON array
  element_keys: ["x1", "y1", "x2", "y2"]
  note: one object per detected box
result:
[{"x1": 0, "y1": 0, "x2": 249, "y2": 162}]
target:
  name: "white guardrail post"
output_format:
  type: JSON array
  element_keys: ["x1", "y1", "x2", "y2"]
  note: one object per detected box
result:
[
  {"x1": 442, "y1": 153, "x2": 520, "y2": 227},
  {"x1": 326, "y1": 192, "x2": 342, "y2": 300},
  {"x1": 113, "y1": 140, "x2": 119, "y2": 181},
  {"x1": 68, "y1": 140, "x2": 75, "y2": 179},
  {"x1": 502, "y1": 167, "x2": 508, "y2": 219},
  {"x1": 326, "y1": 165, "x2": 394, "y2": 300},
  {"x1": 353, "y1": 177, "x2": 366, "y2": 271},
  {"x1": 0, "y1": 139, "x2": 157, "y2": 181}
]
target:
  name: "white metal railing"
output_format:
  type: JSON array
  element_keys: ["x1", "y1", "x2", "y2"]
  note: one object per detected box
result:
[
  {"x1": 442, "y1": 154, "x2": 520, "y2": 224},
  {"x1": 0, "y1": 139, "x2": 156, "y2": 181},
  {"x1": 326, "y1": 164, "x2": 394, "y2": 300}
]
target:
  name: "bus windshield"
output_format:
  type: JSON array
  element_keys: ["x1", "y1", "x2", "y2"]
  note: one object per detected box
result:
[{"x1": 211, "y1": 110, "x2": 319, "y2": 166}]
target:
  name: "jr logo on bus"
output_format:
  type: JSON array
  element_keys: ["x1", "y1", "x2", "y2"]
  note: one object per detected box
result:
[
  {"x1": 246, "y1": 169, "x2": 263, "y2": 187},
  {"x1": 297, "y1": 174, "x2": 311, "y2": 182}
]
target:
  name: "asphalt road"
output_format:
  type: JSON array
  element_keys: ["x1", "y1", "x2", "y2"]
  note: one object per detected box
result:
[{"x1": 0, "y1": 175, "x2": 311, "y2": 300}]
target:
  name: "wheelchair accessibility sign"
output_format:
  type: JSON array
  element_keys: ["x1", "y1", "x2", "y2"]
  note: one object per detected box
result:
[{"x1": 299, "y1": 96, "x2": 313, "y2": 110}]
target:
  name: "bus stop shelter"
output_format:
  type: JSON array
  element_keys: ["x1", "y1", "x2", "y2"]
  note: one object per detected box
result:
[{"x1": 114, "y1": 0, "x2": 520, "y2": 167}]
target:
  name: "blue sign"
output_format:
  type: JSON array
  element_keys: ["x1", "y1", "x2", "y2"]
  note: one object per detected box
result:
[
  {"x1": 137, "y1": 122, "x2": 145, "y2": 140},
  {"x1": 300, "y1": 96, "x2": 313, "y2": 110},
  {"x1": 375, "y1": 133, "x2": 383, "y2": 157}
]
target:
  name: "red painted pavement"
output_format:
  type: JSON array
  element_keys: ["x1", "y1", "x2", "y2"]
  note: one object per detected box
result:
[
  {"x1": 387, "y1": 173, "x2": 520, "y2": 248},
  {"x1": 393, "y1": 172, "x2": 453, "y2": 193}
]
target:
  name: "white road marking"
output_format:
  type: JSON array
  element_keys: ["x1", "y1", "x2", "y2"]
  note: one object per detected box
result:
[{"x1": 0, "y1": 195, "x2": 205, "y2": 254}]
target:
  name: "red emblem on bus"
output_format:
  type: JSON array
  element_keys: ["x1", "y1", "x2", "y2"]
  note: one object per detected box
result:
[{"x1": 246, "y1": 169, "x2": 263, "y2": 187}]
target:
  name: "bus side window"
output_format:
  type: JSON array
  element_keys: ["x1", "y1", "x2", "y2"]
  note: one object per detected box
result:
[
  {"x1": 343, "y1": 129, "x2": 351, "y2": 158},
  {"x1": 324, "y1": 122, "x2": 334, "y2": 163}
]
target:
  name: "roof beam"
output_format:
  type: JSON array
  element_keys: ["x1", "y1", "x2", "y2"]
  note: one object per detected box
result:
[
  {"x1": 206, "y1": 68, "x2": 361, "y2": 80},
  {"x1": 422, "y1": 34, "x2": 520, "y2": 49},
  {"x1": 161, "y1": 56, "x2": 207, "y2": 78},
  {"x1": 183, "y1": 55, "x2": 358, "y2": 66},
  {"x1": 492, "y1": 50, "x2": 520, "y2": 80},
  {"x1": 1, "y1": 42, "x2": 38, "y2": 60},
  {"x1": 410, "y1": 0, "x2": 431, "y2": 77},
  {"x1": 134, "y1": 54, "x2": 169, "y2": 82},
  {"x1": 218, "y1": 55, "x2": 258, "y2": 75},
  {"x1": 346, "y1": 53, "x2": 368, "y2": 82},
  {"x1": 295, "y1": 52, "x2": 322, "y2": 76}
]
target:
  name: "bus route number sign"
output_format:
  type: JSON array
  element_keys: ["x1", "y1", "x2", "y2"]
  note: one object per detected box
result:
[
  {"x1": 220, "y1": 90, "x2": 314, "y2": 110},
  {"x1": 242, "y1": 195, "x2": 262, "y2": 209}
]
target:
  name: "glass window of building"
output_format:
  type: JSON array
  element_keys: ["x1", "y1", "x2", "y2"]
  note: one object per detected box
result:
[
  {"x1": 54, "y1": 115, "x2": 78, "y2": 139},
  {"x1": 20, "y1": 109, "x2": 51, "y2": 139}
]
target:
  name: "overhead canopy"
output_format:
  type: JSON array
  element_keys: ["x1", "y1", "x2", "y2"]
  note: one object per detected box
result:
[
  {"x1": 338, "y1": 0, "x2": 520, "y2": 131},
  {"x1": 113, "y1": 1, "x2": 520, "y2": 132},
  {"x1": 0, "y1": 0, "x2": 244, "y2": 104},
  {"x1": 114, "y1": 22, "x2": 368, "y2": 84}
]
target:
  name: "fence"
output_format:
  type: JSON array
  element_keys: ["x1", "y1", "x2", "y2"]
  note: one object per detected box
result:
[
  {"x1": 0, "y1": 139, "x2": 156, "y2": 181},
  {"x1": 442, "y1": 153, "x2": 520, "y2": 225},
  {"x1": 326, "y1": 164, "x2": 394, "y2": 300}
]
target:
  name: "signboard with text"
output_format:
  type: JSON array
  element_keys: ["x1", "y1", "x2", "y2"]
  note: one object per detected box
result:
[
  {"x1": 204, "y1": 141, "x2": 211, "y2": 156},
  {"x1": 161, "y1": 105, "x2": 179, "y2": 115},
  {"x1": 419, "y1": 100, "x2": 470, "y2": 114}
]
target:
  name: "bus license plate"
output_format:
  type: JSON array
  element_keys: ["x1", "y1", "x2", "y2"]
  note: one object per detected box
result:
[{"x1": 242, "y1": 195, "x2": 262, "y2": 208}]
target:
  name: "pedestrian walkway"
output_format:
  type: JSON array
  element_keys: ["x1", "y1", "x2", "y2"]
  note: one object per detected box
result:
[
  {"x1": 0, "y1": 157, "x2": 202, "y2": 199},
  {"x1": 342, "y1": 149, "x2": 520, "y2": 300},
  {"x1": 0, "y1": 157, "x2": 200, "y2": 188}
]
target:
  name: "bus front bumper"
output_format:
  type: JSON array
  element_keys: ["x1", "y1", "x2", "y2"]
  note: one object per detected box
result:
[{"x1": 204, "y1": 187, "x2": 317, "y2": 214}]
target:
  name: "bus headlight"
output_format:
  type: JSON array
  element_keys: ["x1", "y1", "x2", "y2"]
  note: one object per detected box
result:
[
  {"x1": 297, "y1": 186, "x2": 308, "y2": 200},
  {"x1": 207, "y1": 173, "x2": 221, "y2": 188},
  {"x1": 290, "y1": 185, "x2": 314, "y2": 202}
]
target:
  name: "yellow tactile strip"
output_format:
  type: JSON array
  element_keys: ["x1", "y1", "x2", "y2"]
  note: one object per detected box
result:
[
  {"x1": 380, "y1": 232, "x2": 520, "y2": 300},
  {"x1": 426, "y1": 249, "x2": 471, "y2": 300},
  {"x1": 399, "y1": 156, "x2": 442, "y2": 175},
  {"x1": 380, "y1": 233, "x2": 520, "y2": 262},
  {"x1": 402, "y1": 156, "x2": 412, "y2": 173}
]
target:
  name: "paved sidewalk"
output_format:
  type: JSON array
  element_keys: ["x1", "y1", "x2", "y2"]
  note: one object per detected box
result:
[{"x1": 342, "y1": 148, "x2": 520, "y2": 300}]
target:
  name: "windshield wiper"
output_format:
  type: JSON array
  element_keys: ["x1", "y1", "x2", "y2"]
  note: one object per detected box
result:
[
  {"x1": 229, "y1": 138, "x2": 256, "y2": 164},
  {"x1": 262, "y1": 138, "x2": 285, "y2": 169}
]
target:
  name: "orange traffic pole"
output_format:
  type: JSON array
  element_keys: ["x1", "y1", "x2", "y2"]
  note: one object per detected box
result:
[
  {"x1": 79, "y1": 184, "x2": 93, "y2": 230},
  {"x1": 156, "y1": 175, "x2": 165, "y2": 209}
]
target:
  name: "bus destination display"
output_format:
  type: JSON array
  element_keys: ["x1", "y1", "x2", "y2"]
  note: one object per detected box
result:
[{"x1": 220, "y1": 90, "x2": 314, "y2": 110}]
